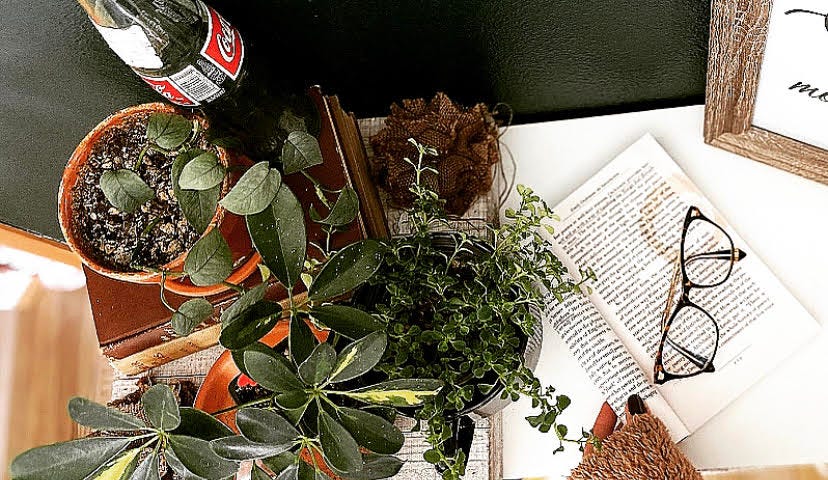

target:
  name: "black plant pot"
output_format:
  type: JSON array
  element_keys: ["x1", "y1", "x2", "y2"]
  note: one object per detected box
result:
[{"x1": 352, "y1": 231, "x2": 544, "y2": 469}]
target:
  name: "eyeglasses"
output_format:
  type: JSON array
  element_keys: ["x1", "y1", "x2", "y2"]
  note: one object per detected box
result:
[{"x1": 653, "y1": 206, "x2": 746, "y2": 385}]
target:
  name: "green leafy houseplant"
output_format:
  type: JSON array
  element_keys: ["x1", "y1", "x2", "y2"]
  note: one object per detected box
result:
[
  {"x1": 89, "y1": 111, "x2": 368, "y2": 344},
  {"x1": 9, "y1": 337, "x2": 443, "y2": 480},
  {"x1": 11, "y1": 112, "x2": 446, "y2": 480},
  {"x1": 360, "y1": 140, "x2": 598, "y2": 478}
]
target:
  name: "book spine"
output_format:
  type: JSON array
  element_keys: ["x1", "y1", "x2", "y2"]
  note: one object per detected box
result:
[{"x1": 328, "y1": 95, "x2": 389, "y2": 240}]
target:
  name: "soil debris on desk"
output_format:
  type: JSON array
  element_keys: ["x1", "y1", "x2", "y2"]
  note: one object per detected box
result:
[{"x1": 72, "y1": 112, "x2": 209, "y2": 271}]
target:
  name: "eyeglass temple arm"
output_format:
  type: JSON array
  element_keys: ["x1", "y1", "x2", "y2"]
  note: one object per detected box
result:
[
  {"x1": 685, "y1": 248, "x2": 747, "y2": 264},
  {"x1": 664, "y1": 337, "x2": 711, "y2": 370},
  {"x1": 660, "y1": 257, "x2": 683, "y2": 329}
]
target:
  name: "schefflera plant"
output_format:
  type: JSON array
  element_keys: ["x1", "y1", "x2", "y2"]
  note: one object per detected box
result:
[
  {"x1": 9, "y1": 336, "x2": 442, "y2": 480},
  {"x1": 213, "y1": 332, "x2": 443, "y2": 479},
  {"x1": 9, "y1": 384, "x2": 240, "y2": 480}
]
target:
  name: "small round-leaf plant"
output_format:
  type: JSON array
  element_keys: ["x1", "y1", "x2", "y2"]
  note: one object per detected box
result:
[
  {"x1": 95, "y1": 112, "x2": 368, "y2": 351},
  {"x1": 364, "y1": 139, "x2": 601, "y2": 478}
]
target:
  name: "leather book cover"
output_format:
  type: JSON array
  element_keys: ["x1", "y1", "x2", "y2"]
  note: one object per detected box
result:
[{"x1": 89, "y1": 87, "x2": 387, "y2": 374}]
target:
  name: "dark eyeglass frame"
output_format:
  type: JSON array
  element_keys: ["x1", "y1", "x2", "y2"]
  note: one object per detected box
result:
[{"x1": 653, "y1": 206, "x2": 747, "y2": 385}]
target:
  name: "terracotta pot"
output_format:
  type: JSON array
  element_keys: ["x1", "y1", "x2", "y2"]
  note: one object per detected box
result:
[{"x1": 59, "y1": 102, "x2": 260, "y2": 295}]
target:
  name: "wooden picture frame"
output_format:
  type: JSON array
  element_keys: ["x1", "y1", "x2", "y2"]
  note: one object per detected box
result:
[{"x1": 704, "y1": 0, "x2": 828, "y2": 184}]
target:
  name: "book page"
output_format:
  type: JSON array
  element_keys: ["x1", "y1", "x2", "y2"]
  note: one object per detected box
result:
[
  {"x1": 542, "y1": 248, "x2": 689, "y2": 439},
  {"x1": 550, "y1": 134, "x2": 820, "y2": 433}
]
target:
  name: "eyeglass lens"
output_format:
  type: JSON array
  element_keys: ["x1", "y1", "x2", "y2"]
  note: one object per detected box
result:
[
  {"x1": 661, "y1": 305, "x2": 718, "y2": 375},
  {"x1": 682, "y1": 217, "x2": 735, "y2": 287}
]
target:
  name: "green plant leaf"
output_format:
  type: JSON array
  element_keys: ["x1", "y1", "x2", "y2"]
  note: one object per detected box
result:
[
  {"x1": 146, "y1": 113, "x2": 192, "y2": 150},
  {"x1": 273, "y1": 390, "x2": 310, "y2": 410},
  {"x1": 220, "y1": 301, "x2": 282, "y2": 350},
  {"x1": 290, "y1": 314, "x2": 316, "y2": 365},
  {"x1": 309, "y1": 240, "x2": 383, "y2": 301},
  {"x1": 184, "y1": 229, "x2": 233, "y2": 286},
  {"x1": 231, "y1": 342, "x2": 280, "y2": 378},
  {"x1": 171, "y1": 298, "x2": 213, "y2": 337},
  {"x1": 236, "y1": 408, "x2": 300, "y2": 445},
  {"x1": 252, "y1": 464, "x2": 274, "y2": 480},
  {"x1": 178, "y1": 151, "x2": 226, "y2": 190},
  {"x1": 172, "y1": 408, "x2": 234, "y2": 441},
  {"x1": 9, "y1": 437, "x2": 132, "y2": 480},
  {"x1": 246, "y1": 184, "x2": 306, "y2": 289},
  {"x1": 131, "y1": 452, "x2": 160, "y2": 480},
  {"x1": 168, "y1": 435, "x2": 238, "y2": 480},
  {"x1": 172, "y1": 149, "x2": 220, "y2": 234},
  {"x1": 210, "y1": 435, "x2": 290, "y2": 461},
  {"x1": 275, "y1": 462, "x2": 330, "y2": 480},
  {"x1": 220, "y1": 162, "x2": 281, "y2": 215},
  {"x1": 362, "y1": 406, "x2": 398, "y2": 424},
  {"x1": 93, "y1": 448, "x2": 140, "y2": 480},
  {"x1": 275, "y1": 464, "x2": 298, "y2": 480},
  {"x1": 140, "y1": 384, "x2": 181, "y2": 431},
  {"x1": 282, "y1": 131, "x2": 323, "y2": 174},
  {"x1": 208, "y1": 136, "x2": 243, "y2": 150},
  {"x1": 163, "y1": 450, "x2": 199, "y2": 480},
  {"x1": 318, "y1": 411, "x2": 362, "y2": 474},
  {"x1": 282, "y1": 402, "x2": 310, "y2": 426},
  {"x1": 220, "y1": 283, "x2": 268, "y2": 325},
  {"x1": 340, "y1": 454, "x2": 403, "y2": 480},
  {"x1": 310, "y1": 305, "x2": 384, "y2": 340},
  {"x1": 67, "y1": 397, "x2": 146, "y2": 431},
  {"x1": 328, "y1": 332, "x2": 387, "y2": 384},
  {"x1": 299, "y1": 461, "x2": 330, "y2": 480},
  {"x1": 338, "y1": 408, "x2": 403, "y2": 455},
  {"x1": 342, "y1": 379, "x2": 443, "y2": 407},
  {"x1": 243, "y1": 350, "x2": 304, "y2": 393},
  {"x1": 278, "y1": 109, "x2": 308, "y2": 134},
  {"x1": 259, "y1": 264, "x2": 273, "y2": 282},
  {"x1": 423, "y1": 449, "x2": 440, "y2": 464},
  {"x1": 298, "y1": 342, "x2": 336, "y2": 385},
  {"x1": 318, "y1": 186, "x2": 359, "y2": 226},
  {"x1": 261, "y1": 451, "x2": 297, "y2": 477},
  {"x1": 100, "y1": 169, "x2": 154, "y2": 213}
]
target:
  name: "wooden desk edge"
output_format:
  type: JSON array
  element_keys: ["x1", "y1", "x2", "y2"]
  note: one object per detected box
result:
[{"x1": 0, "y1": 222, "x2": 81, "y2": 269}]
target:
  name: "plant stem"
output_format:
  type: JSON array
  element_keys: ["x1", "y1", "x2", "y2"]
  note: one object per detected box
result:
[
  {"x1": 300, "y1": 170, "x2": 333, "y2": 209},
  {"x1": 159, "y1": 272, "x2": 176, "y2": 313},
  {"x1": 222, "y1": 281, "x2": 246, "y2": 294},
  {"x1": 135, "y1": 144, "x2": 150, "y2": 170},
  {"x1": 130, "y1": 215, "x2": 162, "y2": 266}
]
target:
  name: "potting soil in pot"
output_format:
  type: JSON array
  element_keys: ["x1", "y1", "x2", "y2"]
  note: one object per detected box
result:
[{"x1": 72, "y1": 112, "x2": 214, "y2": 272}]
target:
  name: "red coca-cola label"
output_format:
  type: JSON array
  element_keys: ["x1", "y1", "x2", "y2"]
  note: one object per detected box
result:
[
  {"x1": 200, "y1": 4, "x2": 244, "y2": 80},
  {"x1": 139, "y1": 75, "x2": 199, "y2": 107}
]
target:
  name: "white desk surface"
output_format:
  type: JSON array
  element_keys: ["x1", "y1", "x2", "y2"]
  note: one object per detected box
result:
[{"x1": 499, "y1": 105, "x2": 828, "y2": 478}]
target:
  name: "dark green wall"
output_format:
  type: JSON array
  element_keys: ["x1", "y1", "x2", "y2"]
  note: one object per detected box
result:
[{"x1": 0, "y1": 0, "x2": 711, "y2": 239}]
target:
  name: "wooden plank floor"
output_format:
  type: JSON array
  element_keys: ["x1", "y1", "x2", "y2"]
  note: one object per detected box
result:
[{"x1": 0, "y1": 280, "x2": 111, "y2": 478}]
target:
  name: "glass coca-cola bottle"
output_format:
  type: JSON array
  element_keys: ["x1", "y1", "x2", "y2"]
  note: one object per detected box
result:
[{"x1": 78, "y1": 0, "x2": 319, "y2": 162}]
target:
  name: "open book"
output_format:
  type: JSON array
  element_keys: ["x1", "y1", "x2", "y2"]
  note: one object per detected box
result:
[{"x1": 502, "y1": 135, "x2": 820, "y2": 477}]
